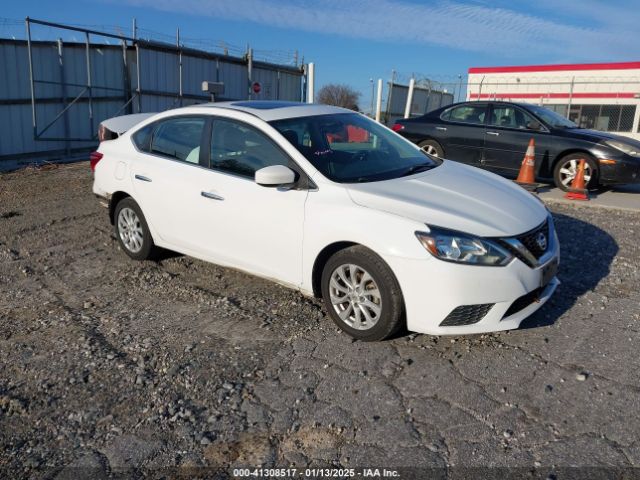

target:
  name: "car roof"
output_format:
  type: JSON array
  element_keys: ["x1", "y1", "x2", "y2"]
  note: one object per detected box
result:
[{"x1": 192, "y1": 100, "x2": 353, "y2": 121}]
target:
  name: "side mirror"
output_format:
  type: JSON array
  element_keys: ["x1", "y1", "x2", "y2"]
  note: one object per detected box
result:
[
  {"x1": 255, "y1": 165, "x2": 296, "y2": 187},
  {"x1": 526, "y1": 120, "x2": 542, "y2": 131}
]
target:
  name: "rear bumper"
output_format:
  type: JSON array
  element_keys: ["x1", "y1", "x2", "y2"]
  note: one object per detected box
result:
[{"x1": 383, "y1": 241, "x2": 560, "y2": 336}]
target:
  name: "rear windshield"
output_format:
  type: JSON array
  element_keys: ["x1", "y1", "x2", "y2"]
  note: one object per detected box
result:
[{"x1": 270, "y1": 113, "x2": 439, "y2": 183}]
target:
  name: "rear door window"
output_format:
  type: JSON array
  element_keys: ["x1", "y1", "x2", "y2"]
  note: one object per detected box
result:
[
  {"x1": 444, "y1": 105, "x2": 487, "y2": 125},
  {"x1": 132, "y1": 124, "x2": 154, "y2": 152},
  {"x1": 149, "y1": 117, "x2": 207, "y2": 165}
]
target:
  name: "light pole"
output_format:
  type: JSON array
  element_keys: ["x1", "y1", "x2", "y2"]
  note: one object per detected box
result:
[{"x1": 369, "y1": 78, "x2": 374, "y2": 117}]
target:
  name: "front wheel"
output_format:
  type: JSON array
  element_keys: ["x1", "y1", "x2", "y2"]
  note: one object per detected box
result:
[
  {"x1": 321, "y1": 246, "x2": 405, "y2": 341},
  {"x1": 553, "y1": 154, "x2": 598, "y2": 191},
  {"x1": 114, "y1": 197, "x2": 157, "y2": 260}
]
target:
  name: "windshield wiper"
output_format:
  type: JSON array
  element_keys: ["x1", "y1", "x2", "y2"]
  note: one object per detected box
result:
[{"x1": 401, "y1": 164, "x2": 434, "y2": 177}]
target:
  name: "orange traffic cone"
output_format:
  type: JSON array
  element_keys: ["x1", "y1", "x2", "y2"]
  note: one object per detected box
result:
[
  {"x1": 515, "y1": 138, "x2": 537, "y2": 190},
  {"x1": 564, "y1": 159, "x2": 589, "y2": 201}
]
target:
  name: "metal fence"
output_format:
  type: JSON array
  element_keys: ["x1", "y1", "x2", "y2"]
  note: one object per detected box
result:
[
  {"x1": 399, "y1": 73, "x2": 640, "y2": 137},
  {"x1": 0, "y1": 18, "x2": 306, "y2": 166},
  {"x1": 384, "y1": 78, "x2": 454, "y2": 126}
]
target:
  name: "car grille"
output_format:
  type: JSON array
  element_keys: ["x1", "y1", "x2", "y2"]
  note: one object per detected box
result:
[
  {"x1": 517, "y1": 220, "x2": 549, "y2": 260},
  {"x1": 440, "y1": 303, "x2": 494, "y2": 327},
  {"x1": 499, "y1": 219, "x2": 550, "y2": 268},
  {"x1": 502, "y1": 287, "x2": 543, "y2": 319}
]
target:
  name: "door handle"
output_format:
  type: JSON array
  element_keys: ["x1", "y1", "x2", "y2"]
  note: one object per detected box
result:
[
  {"x1": 134, "y1": 174, "x2": 152, "y2": 182},
  {"x1": 486, "y1": 131, "x2": 500, "y2": 136},
  {"x1": 435, "y1": 126, "x2": 447, "y2": 131},
  {"x1": 201, "y1": 191, "x2": 224, "y2": 201}
]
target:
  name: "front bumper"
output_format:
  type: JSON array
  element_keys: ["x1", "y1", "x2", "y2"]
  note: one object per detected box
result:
[
  {"x1": 598, "y1": 155, "x2": 640, "y2": 185},
  {"x1": 384, "y1": 242, "x2": 560, "y2": 336}
]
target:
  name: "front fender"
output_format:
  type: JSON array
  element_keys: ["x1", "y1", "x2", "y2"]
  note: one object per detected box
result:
[{"x1": 301, "y1": 184, "x2": 430, "y2": 294}]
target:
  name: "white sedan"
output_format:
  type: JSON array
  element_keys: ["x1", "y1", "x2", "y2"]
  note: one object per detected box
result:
[{"x1": 92, "y1": 101, "x2": 559, "y2": 341}]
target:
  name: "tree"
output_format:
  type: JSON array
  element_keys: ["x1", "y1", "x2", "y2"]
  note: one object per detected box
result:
[{"x1": 316, "y1": 84, "x2": 361, "y2": 111}]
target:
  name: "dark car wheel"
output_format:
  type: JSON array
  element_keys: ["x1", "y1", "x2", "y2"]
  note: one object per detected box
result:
[
  {"x1": 418, "y1": 139, "x2": 444, "y2": 158},
  {"x1": 114, "y1": 197, "x2": 157, "y2": 261},
  {"x1": 321, "y1": 246, "x2": 405, "y2": 341},
  {"x1": 553, "y1": 153, "x2": 598, "y2": 192}
]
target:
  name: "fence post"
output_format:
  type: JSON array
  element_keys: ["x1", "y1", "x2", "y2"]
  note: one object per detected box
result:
[
  {"x1": 307, "y1": 62, "x2": 315, "y2": 103},
  {"x1": 404, "y1": 77, "x2": 415, "y2": 119},
  {"x1": 85, "y1": 32, "x2": 94, "y2": 138},
  {"x1": 135, "y1": 43, "x2": 142, "y2": 113},
  {"x1": 177, "y1": 27, "x2": 183, "y2": 106},
  {"x1": 247, "y1": 46, "x2": 253, "y2": 100},
  {"x1": 121, "y1": 39, "x2": 133, "y2": 115},
  {"x1": 567, "y1": 76, "x2": 575, "y2": 119},
  {"x1": 384, "y1": 70, "x2": 395, "y2": 123},
  {"x1": 57, "y1": 39, "x2": 70, "y2": 156},
  {"x1": 369, "y1": 78, "x2": 374, "y2": 117},
  {"x1": 375, "y1": 78, "x2": 383, "y2": 123},
  {"x1": 25, "y1": 17, "x2": 38, "y2": 139},
  {"x1": 477, "y1": 75, "x2": 485, "y2": 101}
]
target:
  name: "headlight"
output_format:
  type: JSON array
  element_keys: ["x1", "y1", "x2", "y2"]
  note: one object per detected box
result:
[
  {"x1": 415, "y1": 227, "x2": 513, "y2": 266},
  {"x1": 604, "y1": 140, "x2": 640, "y2": 157}
]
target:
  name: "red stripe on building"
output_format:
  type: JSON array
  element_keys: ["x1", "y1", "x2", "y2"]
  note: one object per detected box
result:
[
  {"x1": 469, "y1": 92, "x2": 637, "y2": 100},
  {"x1": 468, "y1": 62, "x2": 640, "y2": 74}
]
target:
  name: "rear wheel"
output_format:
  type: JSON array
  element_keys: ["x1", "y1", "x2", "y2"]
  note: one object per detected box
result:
[
  {"x1": 321, "y1": 246, "x2": 404, "y2": 341},
  {"x1": 114, "y1": 198, "x2": 157, "y2": 260},
  {"x1": 553, "y1": 153, "x2": 598, "y2": 191},
  {"x1": 418, "y1": 139, "x2": 444, "y2": 158}
]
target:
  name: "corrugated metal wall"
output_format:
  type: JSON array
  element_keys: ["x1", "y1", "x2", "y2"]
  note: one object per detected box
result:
[
  {"x1": 385, "y1": 82, "x2": 454, "y2": 126},
  {"x1": 0, "y1": 38, "x2": 305, "y2": 164}
]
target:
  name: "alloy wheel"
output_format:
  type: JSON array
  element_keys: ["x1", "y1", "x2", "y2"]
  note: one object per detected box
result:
[
  {"x1": 117, "y1": 207, "x2": 144, "y2": 253},
  {"x1": 558, "y1": 159, "x2": 593, "y2": 188},
  {"x1": 329, "y1": 263, "x2": 382, "y2": 330},
  {"x1": 421, "y1": 144, "x2": 439, "y2": 157}
]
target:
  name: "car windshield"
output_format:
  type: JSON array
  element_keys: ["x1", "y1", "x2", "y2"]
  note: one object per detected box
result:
[
  {"x1": 526, "y1": 105, "x2": 577, "y2": 128},
  {"x1": 269, "y1": 113, "x2": 439, "y2": 183}
]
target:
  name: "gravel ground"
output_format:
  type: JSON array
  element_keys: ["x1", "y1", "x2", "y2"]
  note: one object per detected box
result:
[{"x1": 1, "y1": 163, "x2": 639, "y2": 479}]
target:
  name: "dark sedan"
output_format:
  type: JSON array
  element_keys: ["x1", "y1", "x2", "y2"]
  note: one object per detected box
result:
[{"x1": 392, "y1": 101, "x2": 640, "y2": 190}]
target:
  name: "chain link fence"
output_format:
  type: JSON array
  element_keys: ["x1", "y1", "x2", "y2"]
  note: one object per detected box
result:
[{"x1": 385, "y1": 72, "x2": 640, "y2": 135}]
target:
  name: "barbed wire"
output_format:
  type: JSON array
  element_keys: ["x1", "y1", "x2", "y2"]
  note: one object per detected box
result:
[
  {"x1": 392, "y1": 70, "x2": 640, "y2": 87},
  {"x1": 0, "y1": 17, "x2": 300, "y2": 65}
]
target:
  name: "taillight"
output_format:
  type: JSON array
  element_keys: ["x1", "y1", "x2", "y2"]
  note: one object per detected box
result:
[
  {"x1": 90, "y1": 152, "x2": 103, "y2": 172},
  {"x1": 392, "y1": 123, "x2": 404, "y2": 132}
]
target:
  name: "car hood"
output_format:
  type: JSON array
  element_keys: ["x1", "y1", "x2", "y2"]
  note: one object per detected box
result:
[
  {"x1": 559, "y1": 127, "x2": 640, "y2": 147},
  {"x1": 346, "y1": 160, "x2": 548, "y2": 238}
]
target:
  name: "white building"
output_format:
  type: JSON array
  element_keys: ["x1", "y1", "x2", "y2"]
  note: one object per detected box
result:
[{"x1": 467, "y1": 62, "x2": 640, "y2": 140}]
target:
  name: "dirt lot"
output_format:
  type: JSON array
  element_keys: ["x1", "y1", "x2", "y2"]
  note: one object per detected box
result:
[{"x1": 1, "y1": 163, "x2": 640, "y2": 478}]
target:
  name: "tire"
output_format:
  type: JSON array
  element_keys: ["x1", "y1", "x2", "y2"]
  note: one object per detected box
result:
[
  {"x1": 418, "y1": 139, "x2": 444, "y2": 158},
  {"x1": 321, "y1": 246, "x2": 405, "y2": 341},
  {"x1": 553, "y1": 153, "x2": 598, "y2": 192},
  {"x1": 114, "y1": 197, "x2": 157, "y2": 261}
]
